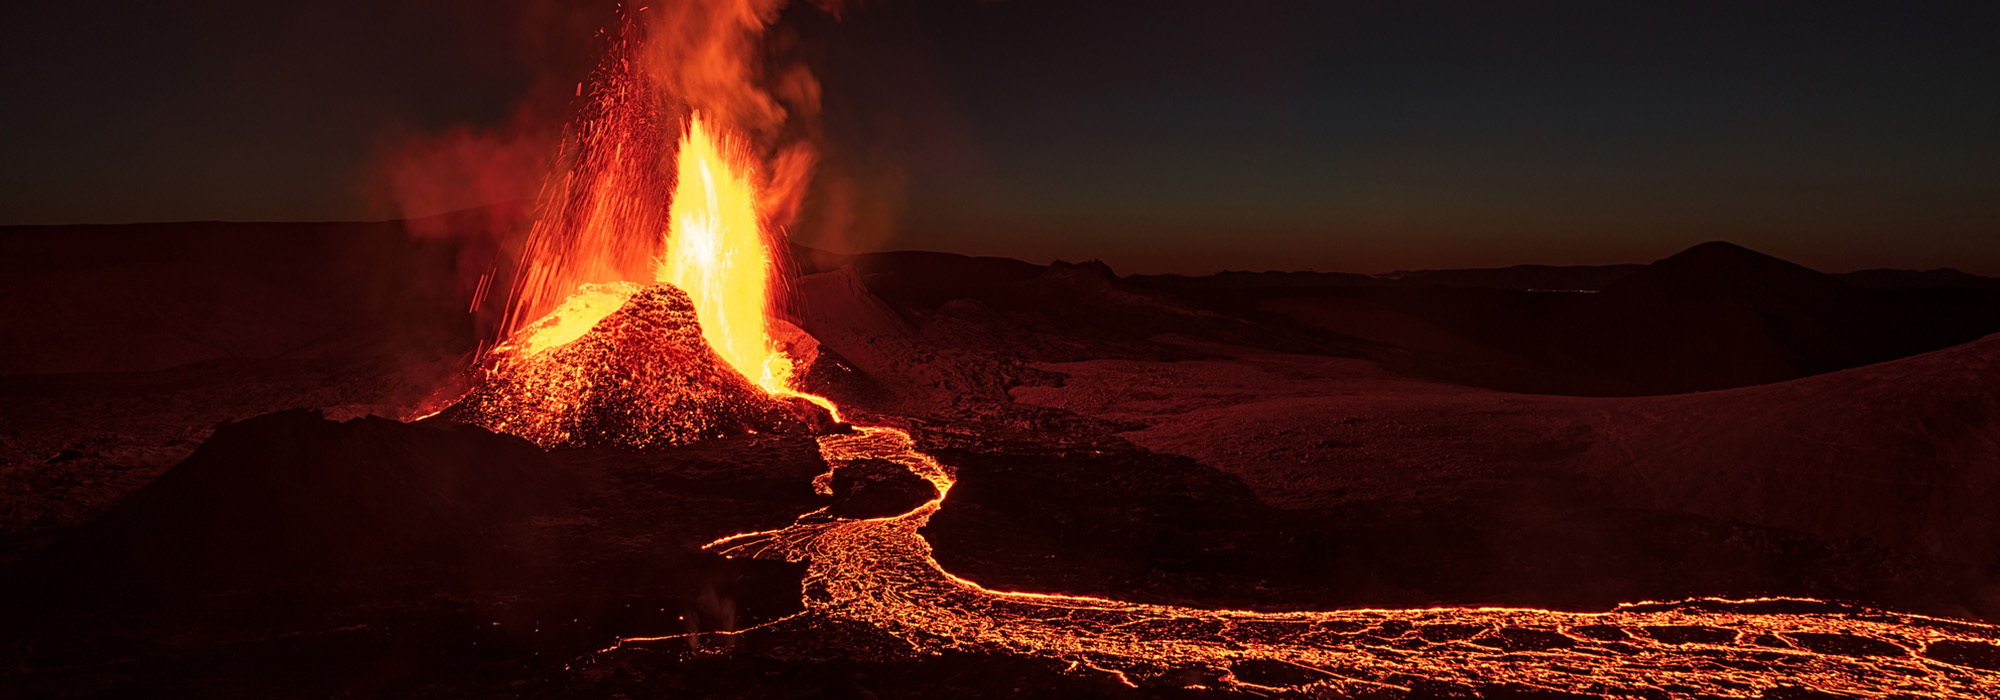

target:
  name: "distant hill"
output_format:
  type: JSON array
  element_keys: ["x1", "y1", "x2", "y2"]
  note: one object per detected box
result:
[
  {"x1": 1381, "y1": 263, "x2": 1645, "y2": 291},
  {"x1": 1129, "y1": 241, "x2": 2000, "y2": 395},
  {"x1": 1137, "y1": 261, "x2": 2000, "y2": 295},
  {"x1": 1837, "y1": 268, "x2": 2000, "y2": 292},
  {"x1": 1130, "y1": 264, "x2": 1642, "y2": 292},
  {"x1": 1519, "y1": 242, "x2": 2000, "y2": 393},
  {"x1": 1131, "y1": 270, "x2": 1385, "y2": 291}
]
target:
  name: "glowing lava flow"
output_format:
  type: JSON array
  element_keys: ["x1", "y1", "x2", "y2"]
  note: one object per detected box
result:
[{"x1": 627, "y1": 424, "x2": 2000, "y2": 697}]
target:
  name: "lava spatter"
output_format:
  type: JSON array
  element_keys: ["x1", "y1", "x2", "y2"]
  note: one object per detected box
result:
[{"x1": 437, "y1": 283, "x2": 832, "y2": 450}]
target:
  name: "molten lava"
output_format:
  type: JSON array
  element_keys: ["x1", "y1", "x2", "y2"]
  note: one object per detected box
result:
[
  {"x1": 438, "y1": 283, "x2": 830, "y2": 450},
  {"x1": 658, "y1": 113, "x2": 790, "y2": 393},
  {"x1": 489, "y1": 281, "x2": 641, "y2": 360}
]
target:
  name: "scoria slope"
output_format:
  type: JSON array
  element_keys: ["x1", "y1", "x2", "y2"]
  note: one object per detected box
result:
[{"x1": 437, "y1": 283, "x2": 835, "y2": 450}]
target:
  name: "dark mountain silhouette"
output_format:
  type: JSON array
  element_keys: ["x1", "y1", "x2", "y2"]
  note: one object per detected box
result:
[
  {"x1": 1106, "y1": 241, "x2": 2000, "y2": 395},
  {"x1": 1519, "y1": 241, "x2": 1999, "y2": 393},
  {"x1": 1601, "y1": 241, "x2": 1863, "y2": 300},
  {"x1": 1839, "y1": 268, "x2": 2000, "y2": 292},
  {"x1": 1130, "y1": 264, "x2": 1641, "y2": 292},
  {"x1": 1132, "y1": 270, "x2": 1386, "y2": 290},
  {"x1": 1383, "y1": 263, "x2": 1645, "y2": 291}
]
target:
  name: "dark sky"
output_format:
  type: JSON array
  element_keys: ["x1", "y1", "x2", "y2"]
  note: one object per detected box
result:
[{"x1": 4, "y1": 1, "x2": 1997, "y2": 274}]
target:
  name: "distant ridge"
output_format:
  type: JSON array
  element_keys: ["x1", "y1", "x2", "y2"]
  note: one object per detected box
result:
[
  {"x1": 1382, "y1": 263, "x2": 1645, "y2": 291},
  {"x1": 1168, "y1": 240, "x2": 2000, "y2": 395},
  {"x1": 1134, "y1": 270, "x2": 1386, "y2": 291},
  {"x1": 1531, "y1": 241, "x2": 1987, "y2": 393},
  {"x1": 1599, "y1": 241, "x2": 1863, "y2": 300},
  {"x1": 1131, "y1": 265, "x2": 1641, "y2": 292},
  {"x1": 1838, "y1": 268, "x2": 2000, "y2": 292},
  {"x1": 1125, "y1": 246, "x2": 2000, "y2": 294}
]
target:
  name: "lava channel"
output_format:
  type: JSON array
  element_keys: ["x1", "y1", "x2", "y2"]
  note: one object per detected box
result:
[{"x1": 607, "y1": 423, "x2": 2000, "y2": 698}]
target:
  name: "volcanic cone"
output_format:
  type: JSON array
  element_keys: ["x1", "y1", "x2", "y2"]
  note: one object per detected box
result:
[{"x1": 437, "y1": 283, "x2": 835, "y2": 449}]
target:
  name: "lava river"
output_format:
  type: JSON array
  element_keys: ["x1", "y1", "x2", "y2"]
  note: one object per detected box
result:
[{"x1": 614, "y1": 423, "x2": 2000, "y2": 698}]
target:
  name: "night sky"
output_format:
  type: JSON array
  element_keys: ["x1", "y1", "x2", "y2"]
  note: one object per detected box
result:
[{"x1": 3, "y1": 1, "x2": 1996, "y2": 274}]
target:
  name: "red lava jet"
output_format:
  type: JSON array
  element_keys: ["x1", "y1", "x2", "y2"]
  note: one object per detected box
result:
[{"x1": 434, "y1": 2, "x2": 2000, "y2": 697}]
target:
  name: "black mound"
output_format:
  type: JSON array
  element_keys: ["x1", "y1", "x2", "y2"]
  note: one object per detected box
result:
[
  {"x1": 826, "y1": 458, "x2": 937, "y2": 520},
  {"x1": 46, "y1": 409, "x2": 575, "y2": 586}
]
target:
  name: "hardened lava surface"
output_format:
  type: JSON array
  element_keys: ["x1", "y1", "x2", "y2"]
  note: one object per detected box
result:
[{"x1": 671, "y1": 426, "x2": 2000, "y2": 698}]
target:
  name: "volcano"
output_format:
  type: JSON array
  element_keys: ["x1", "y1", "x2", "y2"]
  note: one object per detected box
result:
[
  {"x1": 436, "y1": 283, "x2": 837, "y2": 450},
  {"x1": 10, "y1": 0, "x2": 2000, "y2": 696}
]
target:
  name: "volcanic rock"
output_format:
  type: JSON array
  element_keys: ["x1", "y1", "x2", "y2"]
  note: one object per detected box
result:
[
  {"x1": 436, "y1": 283, "x2": 835, "y2": 450},
  {"x1": 1513, "y1": 241, "x2": 2000, "y2": 393},
  {"x1": 825, "y1": 457, "x2": 938, "y2": 519},
  {"x1": 42, "y1": 409, "x2": 574, "y2": 584},
  {"x1": 996, "y1": 331, "x2": 2000, "y2": 616},
  {"x1": 1526, "y1": 241, "x2": 1879, "y2": 392},
  {"x1": 1039, "y1": 259, "x2": 1119, "y2": 289}
]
